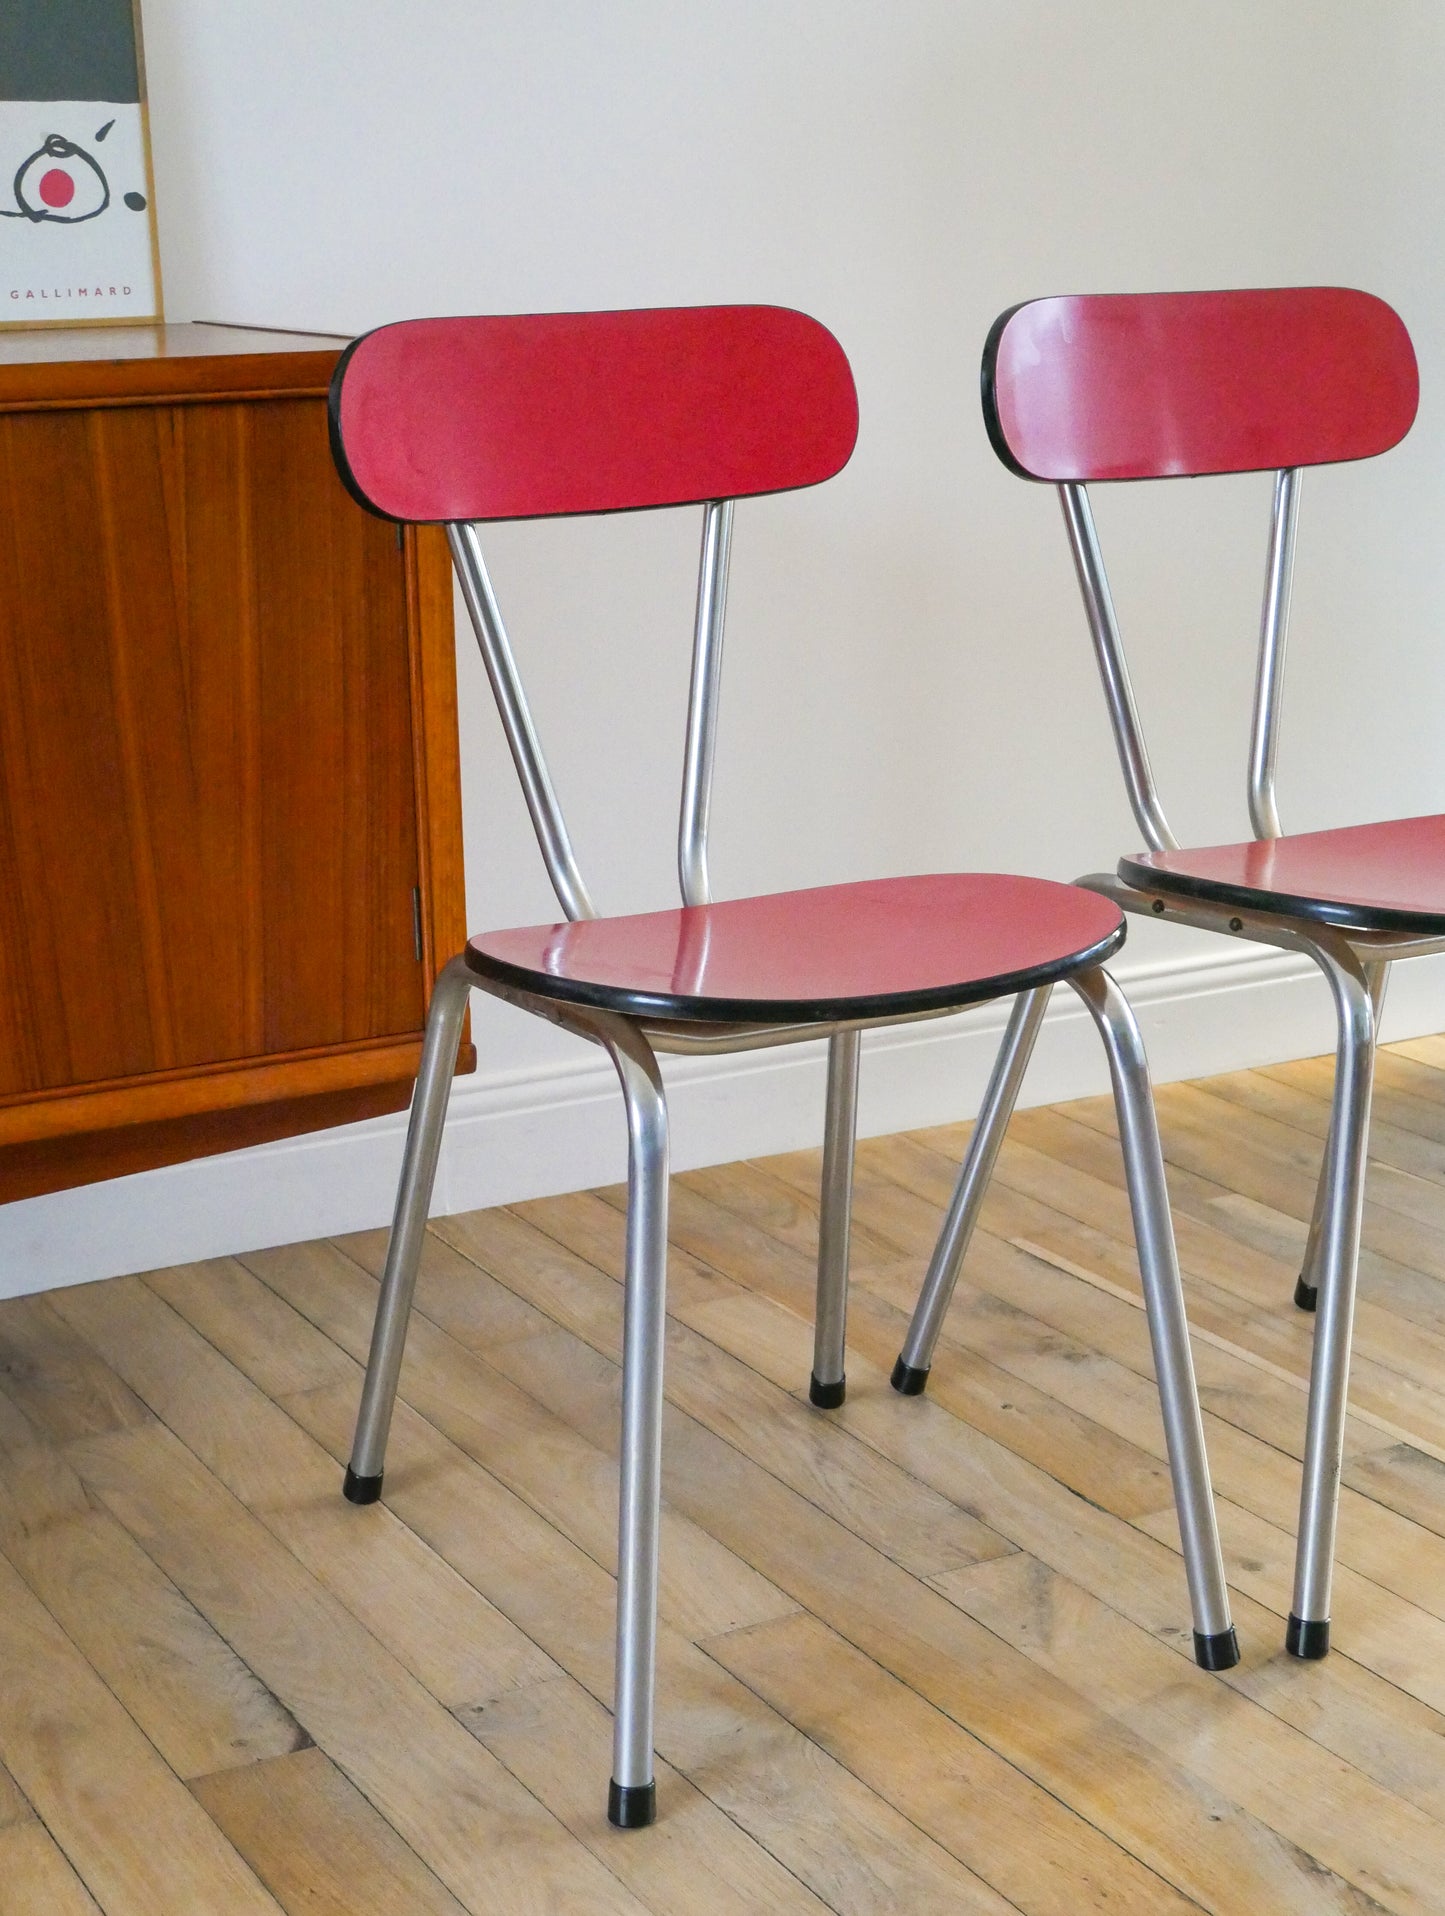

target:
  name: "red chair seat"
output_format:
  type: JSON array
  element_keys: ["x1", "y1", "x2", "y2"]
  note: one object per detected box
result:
[
  {"x1": 467, "y1": 873, "x2": 1124, "y2": 1024},
  {"x1": 1120, "y1": 814, "x2": 1445, "y2": 935}
]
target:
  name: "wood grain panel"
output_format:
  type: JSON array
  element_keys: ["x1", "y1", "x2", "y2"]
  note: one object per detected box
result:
[
  {"x1": 0, "y1": 323, "x2": 467, "y2": 1200},
  {"x1": 0, "y1": 1078, "x2": 412, "y2": 1204}
]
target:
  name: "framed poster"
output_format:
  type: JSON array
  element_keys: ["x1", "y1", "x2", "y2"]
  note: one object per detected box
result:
[{"x1": 0, "y1": 0, "x2": 162, "y2": 326}]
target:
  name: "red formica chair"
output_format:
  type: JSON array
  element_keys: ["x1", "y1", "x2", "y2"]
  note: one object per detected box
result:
[
  {"x1": 327, "y1": 303, "x2": 1236, "y2": 1829},
  {"x1": 895, "y1": 286, "x2": 1420, "y2": 1665}
]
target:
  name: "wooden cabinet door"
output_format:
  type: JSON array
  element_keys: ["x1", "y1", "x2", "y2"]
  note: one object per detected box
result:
[{"x1": 0, "y1": 326, "x2": 467, "y2": 1200}]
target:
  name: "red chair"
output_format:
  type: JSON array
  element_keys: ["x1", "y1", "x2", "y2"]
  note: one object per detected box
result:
[
  {"x1": 896, "y1": 287, "x2": 1420, "y2": 1665},
  {"x1": 328, "y1": 304, "x2": 1236, "y2": 1828}
]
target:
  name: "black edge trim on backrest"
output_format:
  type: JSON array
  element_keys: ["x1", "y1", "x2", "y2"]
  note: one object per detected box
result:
[
  {"x1": 327, "y1": 329, "x2": 403, "y2": 522},
  {"x1": 980, "y1": 300, "x2": 1041, "y2": 481}
]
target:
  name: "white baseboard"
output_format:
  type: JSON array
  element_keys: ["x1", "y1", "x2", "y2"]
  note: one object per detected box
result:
[{"x1": 3, "y1": 943, "x2": 1443, "y2": 1300}]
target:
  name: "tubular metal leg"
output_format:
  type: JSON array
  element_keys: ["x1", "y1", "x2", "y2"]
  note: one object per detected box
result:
[
  {"x1": 1294, "y1": 1135, "x2": 1329, "y2": 1314},
  {"x1": 1295, "y1": 959, "x2": 1387, "y2": 1313},
  {"x1": 1068, "y1": 966, "x2": 1239, "y2": 1669},
  {"x1": 811, "y1": 1029, "x2": 860, "y2": 1408},
  {"x1": 892, "y1": 985, "x2": 1051, "y2": 1395},
  {"x1": 1288, "y1": 944, "x2": 1375, "y2": 1659},
  {"x1": 598, "y1": 1019, "x2": 671, "y2": 1830},
  {"x1": 344, "y1": 954, "x2": 474, "y2": 1503}
]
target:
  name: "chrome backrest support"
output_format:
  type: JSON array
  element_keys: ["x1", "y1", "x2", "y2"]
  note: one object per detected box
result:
[
  {"x1": 448, "y1": 519, "x2": 598, "y2": 922},
  {"x1": 1059, "y1": 468, "x2": 1302, "y2": 850},
  {"x1": 448, "y1": 501, "x2": 736, "y2": 921},
  {"x1": 678, "y1": 500, "x2": 735, "y2": 907},
  {"x1": 1058, "y1": 482, "x2": 1178, "y2": 854},
  {"x1": 1247, "y1": 467, "x2": 1301, "y2": 840}
]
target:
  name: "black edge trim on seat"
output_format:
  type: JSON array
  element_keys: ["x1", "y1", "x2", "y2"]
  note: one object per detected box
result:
[
  {"x1": 980, "y1": 300, "x2": 1041, "y2": 480},
  {"x1": 1117, "y1": 853, "x2": 1445, "y2": 939},
  {"x1": 461, "y1": 916, "x2": 1126, "y2": 1029},
  {"x1": 327, "y1": 329, "x2": 404, "y2": 522}
]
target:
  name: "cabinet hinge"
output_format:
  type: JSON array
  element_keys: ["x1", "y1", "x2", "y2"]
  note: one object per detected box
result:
[{"x1": 411, "y1": 887, "x2": 424, "y2": 962}]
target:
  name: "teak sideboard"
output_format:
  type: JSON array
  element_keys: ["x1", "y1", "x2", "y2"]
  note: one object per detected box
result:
[{"x1": 0, "y1": 321, "x2": 471, "y2": 1204}]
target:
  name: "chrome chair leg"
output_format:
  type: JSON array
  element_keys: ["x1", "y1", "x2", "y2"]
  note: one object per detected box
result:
[
  {"x1": 1288, "y1": 943, "x2": 1375, "y2": 1658},
  {"x1": 811, "y1": 1028, "x2": 860, "y2": 1408},
  {"x1": 1068, "y1": 966, "x2": 1239, "y2": 1669},
  {"x1": 1294, "y1": 1140, "x2": 1329, "y2": 1313},
  {"x1": 1294, "y1": 959, "x2": 1387, "y2": 1313},
  {"x1": 892, "y1": 985, "x2": 1051, "y2": 1394},
  {"x1": 599, "y1": 1019, "x2": 671, "y2": 1830},
  {"x1": 344, "y1": 954, "x2": 474, "y2": 1503}
]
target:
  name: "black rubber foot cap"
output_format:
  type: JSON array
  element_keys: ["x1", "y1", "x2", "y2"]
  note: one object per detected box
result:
[
  {"x1": 1193, "y1": 1625, "x2": 1241, "y2": 1671},
  {"x1": 1287, "y1": 1613, "x2": 1330, "y2": 1659},
  {"x1": 1294, "y1": 1275, "x2": 1318, "y2": 1312},
  {"x1": 890, "y1": 1356, "x2": 930, "y2": 1396},
  {"x1": 608, "y1": 1780, "x2": 656, "y2": 1829},
  {"x1": 343, "y1": 1466, "x2": 383, "y2": 1505},
  {"x1": 809, "y1": 1372, "x2": 846, "y2": 1409}
]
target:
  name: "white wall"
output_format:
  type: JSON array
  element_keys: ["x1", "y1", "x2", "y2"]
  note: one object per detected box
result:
[{"x1": 7, "y1": 1, "x2": 1445, "y2": 1293}]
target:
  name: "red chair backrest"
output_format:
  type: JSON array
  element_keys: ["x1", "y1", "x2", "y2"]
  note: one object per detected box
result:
[
  {"x1": 330, "y1": 304, "x2": 859, "y2": 522},
  {"x1": 983, "y1": 287, "x2": 1418, "y2": 482}
]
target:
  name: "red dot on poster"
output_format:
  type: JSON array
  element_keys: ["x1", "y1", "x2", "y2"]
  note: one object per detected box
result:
[{"x1": 38, "y1": 169, "x2": 75, "y2": 209}]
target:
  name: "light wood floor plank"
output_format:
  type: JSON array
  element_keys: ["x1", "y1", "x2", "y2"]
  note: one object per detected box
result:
[
  {"x1": 50, "y1": 1274, "x2": 560, "y2": 1713},
  {"x1": 0, "y1": 1548, "x2": 282, "y2": 1915},
  {"x1": 433, "y1": 1226, "x2": 1379, "y2": 1916},
  {"x1": 530, "y1": 1245, "x2": 1445, "y2": 1833},
  {"x1": 5, "y1": 1504, "x2": 308, "y2": 1782},
  {"x1": 683, "y1": 1163, "x2": 1445, "y2": 1634},
  {"x1": 241, "y1": 1238, "x2": 800, "y2": 1643},
  {"x1": 6, "y1": 1039, "x2": 1445, "y2": 1911},
  {"x1": 462, "y1": 1674, "x2": 858, "y2": 1916},
  {"x1": 1136, "y1": 1492, "x2": 1445, "y2": 1717},
  {"x1": 704, "y1": 1609, "x2": 1199, "y2": 1916},
  {"x1": 0, "y1": 1819, "x2": 104, "y2": 1915},
  {"x1": 961, "y1": 1120, "x2": 1445, "y2": 1448},
  {"x1": 1207, "y1": 1063, "x2": 1445, "y2": 1195},
  {"x1": 1029, "y1": 1095, "x2": 1445, "y2": 1348},
  {"x1": 413, "y1": 1209, "x2": 1010, "y2": 1582},
  {"x1": 191, "y1": 1746, "x2": 471, "y2": 1916},
  {"x1": 1340, "y1": 1440, "x2": 1445, "y2": 1538},
  {"x1": 1385, "y1": 1033, "x2": 1445, "y2": 1075},
  {"x1": 940, "y1": 1551, "x2": 1427, "y2": 1915},
  {"x1": 0, "y1": 1347, "x2": 305, "y2": 1785},
  {"x1": 151, "y1": 1268, "x2": 975, "y2": 1916},
  {"x1": 661, "y1": 1171, "x2": 1180, "y2": 1519},
  {"x1": 682, "y1": 1141, "x2": 1445, "y2": 1825},
  {"x1": 1166, "y1": 1078, "x2": 1445, "y2": 1242},
  {"x1": 277, "y1": 1379, "x2": 1017, "y2": 1914},
  {"x1": 0, "y1": 1295, "x2": 149, "y2": 1445},
  {"x1": 62, "y1": 1418, "x2": 649, "y2": 1916},
  {"x1": 455, "y1": 1287, "x2": 1389, "y2": 1914},
  {"x1": 0, "y1": 1753, "x2": 31, "y2": 1830}
]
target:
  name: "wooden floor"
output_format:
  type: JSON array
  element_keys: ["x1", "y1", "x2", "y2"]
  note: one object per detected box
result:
[{"x1": 6, "y1": 1045, "x2": 1445, "y2": 1913}]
